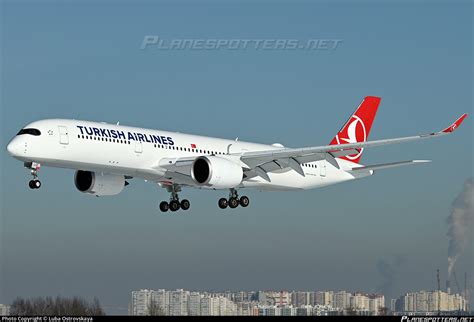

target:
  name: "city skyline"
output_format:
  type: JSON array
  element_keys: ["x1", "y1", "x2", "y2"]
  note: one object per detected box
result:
[
  {"x1": 1, "y1": 285, "x2": 470, "y2": 316},
  {"x1": 1, "y1": 0, "x2": 472, "y2": 316},
  {"x1": 127, "y1": 287, "x2": 468, "y2": 316}
]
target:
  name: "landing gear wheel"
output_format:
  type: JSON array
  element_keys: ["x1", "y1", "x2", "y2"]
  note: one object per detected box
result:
[
  {"x1": 169, "y1": 200, "x2": 180, "y2": 212},
  {"x1": 229, "y1": 197, "x2": 239, "y2": 209},
  {"x1": 239, "y1": 196, "x2": 249, "y2": 207},
  {"x1": 180, "y1": 199, "x2": 190, "y2": 211},
  {"x1": 159, "y1": 201, "x2": 169, "y2": 212},
  {"x1": 29, "y1": 180, "x2": 41, "y2": 189},
  {"x1": 218, "y1": 198, "x2": 228, "y2": 209},
  {"x1": 25, "y1": 162, "x2": 42, "y2": 190}
]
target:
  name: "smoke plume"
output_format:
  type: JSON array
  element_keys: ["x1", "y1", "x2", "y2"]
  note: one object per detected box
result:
[
  {"x1": 376, "y1": 255, "x2": 404, "y2": 297},
  {"x1": 446, "y1": 178, "x2": 474, "y2": 278}
]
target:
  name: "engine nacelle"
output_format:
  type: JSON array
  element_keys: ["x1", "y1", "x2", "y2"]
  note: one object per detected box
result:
[
  {"x1": 74, "y1": 170, "x2": 125, "y2": 196},
  {"x1": 191, "y1": 156, "x2": 243, "y2": 189}
]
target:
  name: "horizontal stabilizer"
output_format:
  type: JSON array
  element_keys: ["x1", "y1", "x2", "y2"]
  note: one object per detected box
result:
[{"x1": 349, "y1": 160, "x2": 431, "y2": 172}]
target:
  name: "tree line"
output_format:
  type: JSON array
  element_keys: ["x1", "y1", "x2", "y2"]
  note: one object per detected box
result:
[{"x1": 9, "y1": 296, "x2": 105, "y2": 316}]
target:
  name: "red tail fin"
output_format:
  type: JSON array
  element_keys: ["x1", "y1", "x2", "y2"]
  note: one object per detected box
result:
[{"x1": 329, "y1": 96, "x2": 381, "y2": 164}]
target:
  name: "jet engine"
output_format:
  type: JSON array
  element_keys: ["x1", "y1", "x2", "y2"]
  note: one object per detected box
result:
[
  {"x1": 74, "y1": 170, "x2": 126, "y2": 196},
  {"x1": 191, "y1": 156, "x2": 243, "y2": 189}
]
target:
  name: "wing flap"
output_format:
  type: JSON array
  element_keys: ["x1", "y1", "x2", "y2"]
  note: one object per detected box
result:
[{"x1": 349, "y1": 160, "x2": 431, "y2": 173}]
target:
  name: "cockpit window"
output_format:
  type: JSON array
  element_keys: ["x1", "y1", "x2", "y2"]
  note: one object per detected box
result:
[{"x1": 17, "y1": 128, "x2": 41, "y2": 136}]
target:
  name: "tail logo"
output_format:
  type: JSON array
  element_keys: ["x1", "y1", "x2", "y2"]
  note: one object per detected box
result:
[{"x1": 335, "y1": 115, "x2": 367, "y2": 160}]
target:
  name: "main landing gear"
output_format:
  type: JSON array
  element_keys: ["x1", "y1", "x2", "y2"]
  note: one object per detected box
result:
[
  {"x1": 218, "y1": 189, "x2": 250, "y2": 209},
  {"x1": 25, "y1": 162, "x2": 42, "y2": 189},
  {"x1": 159, "y1": 184, "x2": 190, "y2": 213}
]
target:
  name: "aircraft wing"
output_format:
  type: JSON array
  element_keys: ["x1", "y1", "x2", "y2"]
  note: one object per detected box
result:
[
  {"x1": 239, "y1": 113, "x2": 468, "y2": 181},
  {"x1": 154, "y1": 156, "x2": 196, "y2": 186},
  {"x1": 154, "y1": 113, "x2": 467, "y2": 185}
]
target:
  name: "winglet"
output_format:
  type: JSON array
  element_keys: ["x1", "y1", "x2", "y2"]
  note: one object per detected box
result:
[{"x1": 442, "y1": 113, "x2": 468, "y2": 133}]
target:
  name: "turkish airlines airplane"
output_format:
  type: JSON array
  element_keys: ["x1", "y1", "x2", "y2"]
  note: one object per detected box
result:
[{"x1": 6, "y1": 96, "x2": 468, "y2": 212}]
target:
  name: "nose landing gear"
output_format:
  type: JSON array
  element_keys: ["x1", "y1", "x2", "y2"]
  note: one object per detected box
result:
[{"x1": 25, "y1": 162, "x2": 41, "y2": 189}]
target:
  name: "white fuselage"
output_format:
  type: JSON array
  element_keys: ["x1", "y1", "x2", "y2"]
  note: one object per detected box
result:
[{"x1": 6, "y1": 119, "x2": 369, "y2": 191}]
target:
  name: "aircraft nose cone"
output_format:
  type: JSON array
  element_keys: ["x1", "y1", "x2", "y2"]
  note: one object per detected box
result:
[{"x1": 6, "y1": 139, "x2": 22, "y2": 156}]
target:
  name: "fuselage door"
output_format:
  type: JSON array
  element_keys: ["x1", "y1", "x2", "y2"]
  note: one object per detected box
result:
[
  {"x1": 135, "y1": 141, "x2": 143, "y2": 153},
  {"x1": 320, "y1": 160, "x2": 326, "y2": 177},
  {"x1": 58, "y1": 126, "x2": 69, "y2": 145}
]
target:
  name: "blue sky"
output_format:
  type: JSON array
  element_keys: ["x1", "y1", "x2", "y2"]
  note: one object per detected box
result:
[{"x1": 1, "y1": 0, "x2": 472, "y2": 314}]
